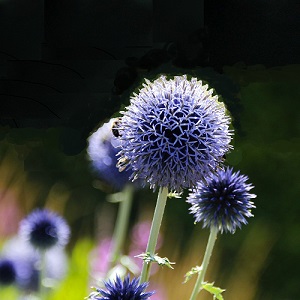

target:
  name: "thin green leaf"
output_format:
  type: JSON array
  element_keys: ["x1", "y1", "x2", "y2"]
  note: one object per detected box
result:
[
  {"x1": 183, "y1": 266, "x2": 202, "y2": 283},
  {"x1": 136, "y1": 252, "x2": 175, "y2": 269}
]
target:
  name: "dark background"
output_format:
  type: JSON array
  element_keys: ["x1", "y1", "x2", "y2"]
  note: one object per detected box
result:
[
  {"x1": 0, "y1": 1, "x2": 299, "y2": 299},
  {"x1": 1, "y1": 0, "x2": 298, "y2": 140}
]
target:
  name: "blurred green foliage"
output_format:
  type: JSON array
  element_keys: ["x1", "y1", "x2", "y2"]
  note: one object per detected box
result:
[
  {"x1": 50, "y1": 239, "x2": 93, "y2": 300},
  {"x1": 224, "y1": 64, "x2": 300, "y2": 299}
]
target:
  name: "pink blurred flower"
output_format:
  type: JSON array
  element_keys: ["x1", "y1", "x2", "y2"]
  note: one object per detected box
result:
[
  {"x1": 89, "y1": 238, "x2": 113, "y2": 278},
  {"x1": 130, "y1": 221, "x2": 163, "y2": 251},
  {"x1": 0, "y1": 190, "x2": 22, "y2": 237},
  {"x1": 149, "y1": 283, "x2": 167, "y2": 300},
  {"x1": 129, "y1": 221, "x2": 163, "y2": 274}
]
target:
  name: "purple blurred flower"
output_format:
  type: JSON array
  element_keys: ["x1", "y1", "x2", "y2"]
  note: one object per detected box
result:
[
  {"x1": 1, "y1": 237, "x2": 39, "y2": 291},
  {"x1": 19, "y1": 209, "x2": 70, "y2": 251},
  {"x1": 89, "y1": 275, "x2": 154, "y2": 300},
  {"x1": 117, "y1": 75, "x2": 233, "y2": 192},
  {"x1": 1, "y1": 236, "x2": 68, "y2": 291},
  {"x1": 87, "y1": 118, "x2": 133, "y2": 191},
  {"x1": 0, "y1": 258, "x2": 17, "y2": 285},
  {"x1": 187, "y1": 167, "x2": 256, "y2": 233}
]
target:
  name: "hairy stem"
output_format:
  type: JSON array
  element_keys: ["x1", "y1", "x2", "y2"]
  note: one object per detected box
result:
[
  {"x1": 189, "y1": 226, "x2": 218, "y2": 300},
  {"x1": 139, "y1": 187, "x2": 168, "y2": 283}
]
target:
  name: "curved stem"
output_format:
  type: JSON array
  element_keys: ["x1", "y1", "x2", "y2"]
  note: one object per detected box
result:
[
  {"x1": 139, "y1": 187, "x2": 168, "y2": 284},
  {"x1": 189, "y1": 227, "x2": 218, "y2": 300},
  {"x1": 109, "y1": 185, "x2": 134, "y2": 268}
]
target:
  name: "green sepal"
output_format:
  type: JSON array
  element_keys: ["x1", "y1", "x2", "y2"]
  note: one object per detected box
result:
[
  {"x1": 136, "y1": 252, "x2": 175, "y2": 269},
  {"x1": 202, "y1": 282, "x2": 226, "y2": 300}
]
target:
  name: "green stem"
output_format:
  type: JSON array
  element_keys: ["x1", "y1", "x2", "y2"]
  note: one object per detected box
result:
[
  {"x1": 39, "y1": 250, "x2": 47, "y2": 300},
  {"x1": 139, "y1": 187, "x2": 169, "y2": 284},
  {"x1": 109, "y1": 184, "x2": 134, "y2": 268},
  {"x1": 189, "y1": 226, "x2": 218, "y2": 300}
]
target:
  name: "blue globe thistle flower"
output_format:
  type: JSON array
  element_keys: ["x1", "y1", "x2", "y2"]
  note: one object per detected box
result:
[
  {"x1": 87, "y1": 118, "x2": 133, "y2": 191},
  {"x1": 187, "y1": 167, "x2": 256, "y2": 234},
  {"x1": 89, "y1": 275, "x2": 154, "y2": 300},
  {"x1": 19, "y1": 209, "x2": 70, "y2": 251},
  {"x1": 117, "y1": 75, "x2": 233, "y2": 191},
  {"x1": 0, "y1": 258, "x2": 17, "y2": 285}
]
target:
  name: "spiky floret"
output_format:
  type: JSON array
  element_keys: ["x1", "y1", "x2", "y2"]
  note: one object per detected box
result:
[
  {"x1": 117, "y1": 75, "x2": 233, "y2": 192},
  {"x1": 19, "y1": 209, "x2": 70, "y2": 250},
  {"x1": 89, "y1": 275, "x2": 154, "y2": 300},
  {"x1": 187, "y1": 167, "x2": 256, "y2": 233}
]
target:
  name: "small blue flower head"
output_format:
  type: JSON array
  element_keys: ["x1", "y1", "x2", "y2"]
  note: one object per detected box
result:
[
  {"x1": 87, "y1": 118, "x2": 132, "y2": 191},
  {"x1": 0, "y1": 258, "x2": 17, "y2": 285},
  {"x1": 89, "y1": 275, "x2": 154, "y2": 300},
  {"x1": 187, "y1": 167, "x2": 256, "y2": 234},
  {"x1": 117, "y1": 75, "x2": 233, "y2": 192},
  {"x1": 19, "y1": 209, "x2": 70, "y2": 250}
]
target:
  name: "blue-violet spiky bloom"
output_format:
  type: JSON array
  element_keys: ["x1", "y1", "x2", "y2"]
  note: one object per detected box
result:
[
  {"x1": 19, "y1": 209, "x2": 70, "y2": 250},
  {"x1": 117, "y1": 75, "x2": 233, "y2": 191},
  {"x1": 89, "y1": 275, "x2": 154, "y2": 300},
  {"x1": 87, "y1": 118, "x2": 132, "y2": 191},
  {"x1": 0, "y1": 259, "x2": 17, "y2": 285},
  {"x1": 187, "y1": 167, "x2": 256, "y2": 233}
]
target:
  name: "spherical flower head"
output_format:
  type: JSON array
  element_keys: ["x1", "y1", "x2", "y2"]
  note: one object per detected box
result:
[
  {"x1": 117, "y1": 75, "x2": 233, "y2": 192},
  {"x1": 19, "y1": 209, "x2": 70, "y2": 251},
  {"x1": 0, "y1": 259, "x2": 17, "y2": 285},
  {"x1": 187, "y1": 167, "x2": 256, "y2": 234},
  {"x1": 89, "y1": 275, "x2": 154, "y2": 300},
  {"x1": 87, "y1": 118, "x2": 132, "y2": 191}
]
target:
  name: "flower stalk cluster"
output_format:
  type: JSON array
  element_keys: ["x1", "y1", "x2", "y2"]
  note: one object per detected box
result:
[{"x1": 86, "y1": 73, "x2": 256, "y2": 299}]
